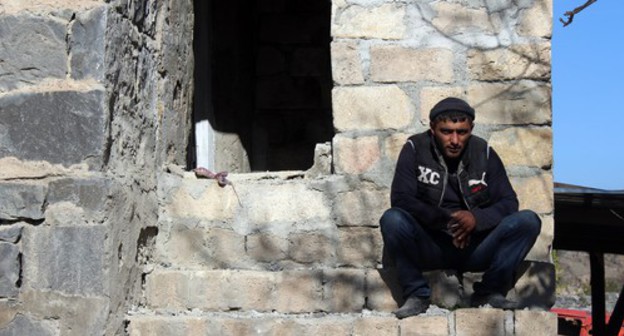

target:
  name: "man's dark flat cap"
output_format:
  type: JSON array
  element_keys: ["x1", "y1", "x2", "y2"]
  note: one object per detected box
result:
[{"x1": 429, "y1": 97, "x2": 475, "y2": 121}]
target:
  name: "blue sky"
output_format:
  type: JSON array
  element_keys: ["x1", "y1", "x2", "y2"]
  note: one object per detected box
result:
[{"x1": 553, "y1": 0, "x2": 624, "y2": 190}]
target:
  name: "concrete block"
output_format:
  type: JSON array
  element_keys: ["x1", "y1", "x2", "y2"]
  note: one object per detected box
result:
[
  {"x1": 70, "y1": 5, "x2": 107, "y2": 80},
  {"x1": 370, "y1": 47, "x2": 454, "y2": 84},
  {"x1": 468, "y1": 44, "x2": 551, "y2": 81},
  {"x1": 455, "y1": 308, "x2": 506, "y2": 336},
  {"x1": 332, "y1": 4, "x2": 406, "y2": 39},
  {"x1": 514, "y1": 310, "x2": 557, "y2": 336},
  {"x1": 333, "y1": 135, "x2": 381, "y2": 175},
  {"x1": 246, "y1": 233, "x2": 289, "y2": 263},
  {"x1": 510, "y1": 173, "x2": 553, "y2": 214},
  {"x1": 0, "y1": 315, "x2": 57, "y2": 336},
  {"x1": 431, "y1": 2, "x2": 501, "y2": 35},
  {"x1": 366, "y1": 268, "x2": 402, "y2": 312},
  {"x1": 0, "y1": 14, "x2": 67, "y2": 92},
  {"x1": 0, "y1": 242, "x2": 20, "y2": 297},
  {"x1": 292, "y1": 317, "x2": 354, "y2": 335},
  {"x1": 383, "y1": 133, "x2": 410, "y2": 164},
  {"x1": 128, "y1": 316, "x2": 207, "y2": 336},
  {"x1": 22, "y1": 226, "x2": 106, "y2": 295},
  {"x1": 145, "y1": 270, "x2": 194, "y2": 310},
  {"x1": 288, "y1": 232, "x2": 336, "y2": 264},
  {"x1": 226, "y1": 270, "x2": 275, "y2": 311},
  {"x1": 353, "y1": 316, "x2": 398, "y2": 336},
  {"x1": 274, "y1": 270, "x2": 324, "y2": 313},
  {"x1": 323, "y1": 268, "x2": 366, "y2": 312},
  {"x1": 0, "y1": 88, "x2": 108, "y2": 168},
  {"x1": 489, "y1": 127, "x2": 553, "y2": 168},
  {"x1": 0, "y1": 182, "x2": 47, "y2": 221},
  {"x1": 330, "y1": 41, "x2": 364, "y2": 85},
  {"x1": 333, "y1": 86, "x2": 414, "y2": 132},
  {"x1": 166, "y1": 178, "x2": 238, "y2": 221},
  {"x1": 334, "y1": 189, "x2": 389, "y2": 227},
  {"x1": 337, "y1": 227, "x2": 382, "y2": 267},
  {"x1": 466, "y1": 81, "x2": 551, "y2": 125},
  {"x1": 400, "y1": 315, "x2": 448, "y2": 336}
]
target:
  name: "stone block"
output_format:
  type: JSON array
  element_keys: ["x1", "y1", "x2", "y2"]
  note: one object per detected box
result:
[
  {"x1": 159, "y1": 227, "x2": 246, "y2": 269},
  {"x1": 333, "y1": 135, "x2": 381, "y2": 175},
  {"x1": 527, "y1": 215, "x2": 553, "y2": 262},
  {"x1": 0, "y1": 225, "x2": 22, "y2": 243},
  {"x1": 0, "y1": 300, "x2": 18, "y2": 328},
  {"x1": 323, "y1": 268, "x2": 366, "y2": 312},
  {"x1": 489, "y1": 127, "x2": 553, "y2": 168},
  {"x1": 431, "y1": 2, "x2": 501, "y2": 36},
  {"x1": 274, "y1": 270, "x2": 324, "y2": 313},
  {"x1": 366, "y1": 268, "x2": 402, "y2": 312},
  {"x1": 337, "y1": 228, "x2": 382, "y2": 267},
  {"x1": 22, "y1": 226, "x2": 106, "y2": 295},
  {"x1": 510, "y1": 173, "x2": 553, "y2": 214},
  {"x1": 334, "y1": 189, "x2": 389, "y2": 227},
  {"x1": 292, "y1": 317, "x2": 354, "y2": 335},
  {"x1": 467, "y1": 81, "x2": 551, "y2": 125},
  {"x1": 305, "y1": 142, "x2": 332, "y2": 179},
  {"x1": 0, "y1": 14, "x2": 67, "y2": 92},
  {"x1": 468, "y1": 44, "x2": 551, "y2": 81},
  {"x1": 353, "y1": 316, "x2": 398, "y2": 336},
  {"x1": 454, "y1": 308, "x2": 506, "y2": 336},
  {"x1": 128, "y1": 316, "x2": 207, "y2": 336},
  {"x1": 370, "y1": 47, "x2": 454, "y2": 84},
  {"x1": 0, "y1": 88, "x2": 108, "y2": 168},
  {"x1": 166, "y1": 178, "x2": 238, "y2": 221},
  {"x1": 145, "y1": 270, "x2": 194, "y2": 310},
  {"x1": 400, "y1": 315, "x2": 448, "y2": 336},
  {"x1": 330, "y1": 41, "x2": 364, "y2": 85},
  {"x1": 383, "y1": 133, "x2": 410, "y2": 164},
  {"x1": 0, "y1": 182, "x2": 47, "y2": 221},
  {"x1": 288, "y1": 232, "x2": 336, "y2": 264},
  {"x1": 70, "y1": 6, "x2": 107, "y2": 80},
  {"x1": 332, "y1": 4, "x2": 406, "y2": 40},
  {"x1": 333, "y1": 86, "x2": 414, "y2": 132},
  {"x1": 226, "y1": 271, "x2": 275, "y2": 311},
  {"x1": 246, "y1": 233, "x2": 289, "y2": 263},
  {"x1": 0, "y1": 242, "x2": 20, "y2": 297},
  {"x1": 518, "y1": 0, "x2": 552, "y2": 38},
  {"x1": 47, "y1": 177, "x2": 111, "y2": 213},
  {"x1": 419, "y1": 87, "x2": 466, "y2": 123},
  {"x1": 514, "y1": 310, "x2": 557, "y2": 336},
  {"x1": 0, "y1": 315, "x2": 57, "y2": 336}
]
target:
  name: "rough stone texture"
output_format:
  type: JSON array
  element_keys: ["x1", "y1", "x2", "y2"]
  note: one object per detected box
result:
[
  {"x1": 514, "y1": 310, "x2": 558, "y2": 336},
  {"x1": 334, "y1": 189, "x2": 389, "y2": 227},
  {"x1": 332, "y1": 4, "x2": 406, "y2": 40},
  {"x1": 454, "y1": 308, "x2": 506, "y2": 336},
  {"x1": 22, "y1": 226, "x2": 106, "y2": 296},
  {"x1": 518, "y1": 0, "x2": 552, "y2": 38},
  {"x1": 468, "y1": 44, "x2": 551, "y2": 81},
  {"x1": 333, "y1": 86, "x2": 414, "y2": 132},
  {"x1": 370, "y1": 47, "x2": 454, "y2": 83},
  {"x1": 0, "y1": 242, "x2": 20, "y2": 297},
  {"x1": 383, "y1": 133, "x2": 410, "y2": 163},
  {"x1": 419, "y1": 87, "x2": 466, "y2": 124},
  {"x1": 510, "y1": 173, "x2": 554, "y2": 214},
  {"x1": 331, "y1": 40, "x2": 364, "y2": 85},
  {"x1": 353, "y1": 316, "x2": 398, "y2": 336},
  {"x1": 467, "y1": 81, "x2": 551, "y2": 125},
  {"x1": 527, "y1": 215, "x2": 554, "y2": 262},
  {"x1": 0, "y1": 13, "x2": 67, "y2": 93},
  {"x1": 274, "y1": 270, "x2": 324, "y2": 313},
  {"x1": 47, "y1": 177, "x2": 111, "y2": 214},
  {"x1": 400, "y1": 315, "x2": 448, "y2": 336},
  {"x1": 0, "y1": 182, "x2": 47, "y2": 221},
  {"x1": 489, "y1": 127, "x2": 553, "y2": 168},
  {"x1": 323, "y1": 268, "x2": 366, "y2": 312},
  {"x1": 0, "y1": 87, "x2": 108, "y2": 168},
  {"x1": 333, "y1": 135, "x2": 381, "y2": 175},
  {"x1": 0, "y1": 314, "x2": 57, "y2": 336},
  {"x1": 337, "y1": 228, "x2": 382, "y2": 267},
  {"x1": 70, "y1": 5, "x2": 107, "y2": 80},
  {"x1": 431, "y1": 2, "x2": 501, "y2": 36},
  {"x1": 0, "y1": 225, "x2": 22, "y2": 243}
]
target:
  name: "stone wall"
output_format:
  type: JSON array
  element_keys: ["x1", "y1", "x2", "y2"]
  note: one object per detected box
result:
[{"x1": 0, "y1": 0, "x2": 194, "y2": 335}]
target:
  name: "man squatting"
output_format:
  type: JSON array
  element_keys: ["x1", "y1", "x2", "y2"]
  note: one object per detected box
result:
[{"x1": 379, "y1": 97, "x2": 541, "y2": 319}]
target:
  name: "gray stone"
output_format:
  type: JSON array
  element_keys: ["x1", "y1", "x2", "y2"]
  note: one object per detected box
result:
[
  {"x1": 23, "y1": 226, "x2": 106, "y2": 295},
  {"x1": 0, "y1": 182, "x2": 47, "y2": 221},
  {"x1": 0, "y1": 225, "x2": 22, "y2": 243},
  {"x1": 0, "y1": 314, "x2": 57, "y2": 336},
  {"x1": 70, "y1": 6, "x2": 107, "y2": 80},
  {"x1": 0, "y1": 88, "x2": 108, "y2": 168},
  {"x1": 0, "y1": 242, "x2": 20, "y2": 297},
  {"x1": 0, "y1": 14, "x2": 67, "y2": 92},
  {"x1": 47, "y1": 177, "x2": 110, "y2": 213}
]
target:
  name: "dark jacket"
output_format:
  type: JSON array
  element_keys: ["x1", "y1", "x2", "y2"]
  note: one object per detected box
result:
[{"x1": 390, "y1": 131, "x2": 519, "y2": 232}]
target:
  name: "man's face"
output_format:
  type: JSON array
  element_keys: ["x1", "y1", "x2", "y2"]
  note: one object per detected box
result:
[{"x1": 430, "y1": 118, "x2": 473, "y2": 159}]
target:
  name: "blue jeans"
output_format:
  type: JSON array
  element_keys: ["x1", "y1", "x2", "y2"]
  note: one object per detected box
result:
[{"x1": 379, "y1": 207, "x2": 541, "y2": 299}]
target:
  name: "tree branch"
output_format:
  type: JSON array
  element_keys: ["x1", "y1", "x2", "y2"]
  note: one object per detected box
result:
[{"x1": 560, "y1": 0, "x2": 598, "y2": 27}]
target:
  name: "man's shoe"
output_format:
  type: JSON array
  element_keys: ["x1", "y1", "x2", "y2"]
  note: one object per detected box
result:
[
  {"x1": 394, "y1": 296, "x2": 431, "y2": 319},
  {"x1": 470, "y1": 292, "x2": 519, "y2": 310}
]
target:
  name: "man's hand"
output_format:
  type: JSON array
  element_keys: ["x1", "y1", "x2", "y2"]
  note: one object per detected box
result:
[{"x1": 448, "y1": 210, "x2": 476, "y2": 249}]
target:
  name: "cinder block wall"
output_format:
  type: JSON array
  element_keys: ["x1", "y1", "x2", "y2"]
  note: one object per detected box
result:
[{"x1": 0, "y1": 1, "x2": 194, "y2": 335}]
